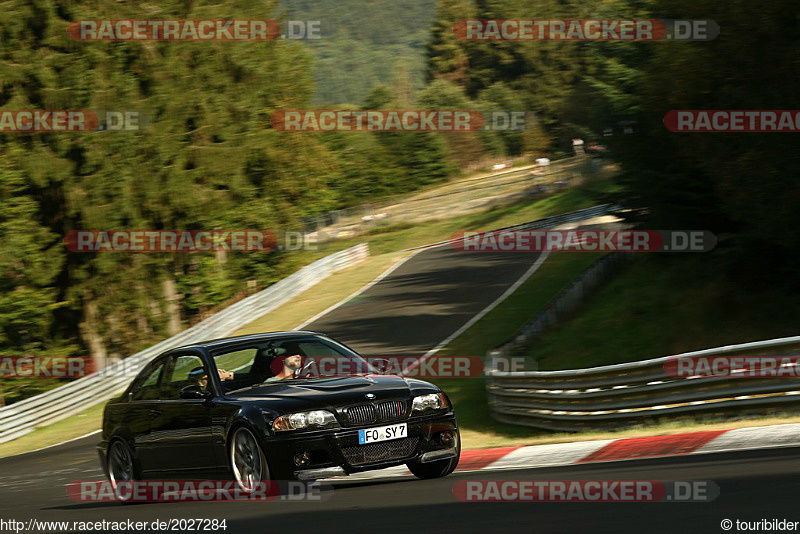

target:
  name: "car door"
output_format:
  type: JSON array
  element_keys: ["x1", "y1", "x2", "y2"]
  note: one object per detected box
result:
[
  {"x1": 147, "y1": 352, "x2": 217, "y2": 476},
  {"x1": 127, "y1": 357, "x2": 169, "y2": 475}
]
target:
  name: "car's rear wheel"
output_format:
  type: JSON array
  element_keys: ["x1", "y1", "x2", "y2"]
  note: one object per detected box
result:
[
  {"x1": 107, "y1": 439, "x2": 137, "y2": 503},
  {"x1": 229, "y1": 427, "x2": 270, "y2": 492},
  {"x1": 407, "y1": 432, "x2": 461, "y2": 479}
]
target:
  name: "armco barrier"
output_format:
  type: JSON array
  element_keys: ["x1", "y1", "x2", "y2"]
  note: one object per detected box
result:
[
  {"x1": 308, "y1": 154, "x2": 592, "y2": 239},
  {"x1": 487, "y1": 337, "x2": 800, "y2": 431},
  {"x1": 0, "y1": 243, "x2": 369, "y2": 444},
  {"x1": 487, "y1": 265, "x2": 800, "y2": 432}
]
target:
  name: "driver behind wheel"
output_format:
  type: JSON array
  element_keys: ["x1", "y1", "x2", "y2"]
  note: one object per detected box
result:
[{"x1": 266, "y1": 353, "x2": 304, "y2": 381}]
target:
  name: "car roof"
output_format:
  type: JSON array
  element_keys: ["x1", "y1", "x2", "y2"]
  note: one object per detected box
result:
[{"x1": 167, "y1": 331, "x2": 326, "y2": 353}]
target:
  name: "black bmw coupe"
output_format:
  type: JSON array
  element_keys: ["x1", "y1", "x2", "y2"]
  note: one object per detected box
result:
[{"x1": 97, "y1": 331, "x2": 460, "y2": 492}]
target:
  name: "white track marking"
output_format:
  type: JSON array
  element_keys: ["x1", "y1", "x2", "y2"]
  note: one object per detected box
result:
[
  {"x1": 418, "y1": 250, "x2": 550, "y2": 361},
  {"x1": 1, "y1": 429, "x2": 101, "y2": 459}
]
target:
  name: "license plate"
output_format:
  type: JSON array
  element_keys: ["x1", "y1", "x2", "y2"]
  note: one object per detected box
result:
[{"x1": 358, "y1": 423, "x2": 407, "y2": 445}]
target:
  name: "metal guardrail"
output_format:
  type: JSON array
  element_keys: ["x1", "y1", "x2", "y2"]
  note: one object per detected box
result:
[
  {"x1": 304, "y1": 162, "x2": 543, "y2": 234},
  {"x1": 486, "y1": 256, "x2": 800, "y2": 431},
  {"x1": 0, "y1": 243, "x2": 369, "y2": 444},
  {"x1": 311, "y1": 154, "x2": 597, "y2": 241}
]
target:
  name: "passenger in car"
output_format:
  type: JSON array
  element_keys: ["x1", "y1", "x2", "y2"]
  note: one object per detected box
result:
[{"x1": 189, "y1": 366, "x2": 233, "y2": 390}]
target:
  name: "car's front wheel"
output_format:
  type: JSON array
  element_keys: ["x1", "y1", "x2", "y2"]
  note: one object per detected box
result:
[
  {"x1": 229, "y1": 426, "x2": 270, "y2": 492},
  {"x1": 407, "y1": 432, "x2": 461, "y2": 479}
]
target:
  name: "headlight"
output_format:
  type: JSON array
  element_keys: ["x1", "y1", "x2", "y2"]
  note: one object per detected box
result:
[
  {"x1": 272, "y1": 410, "x2": 339, "y2": 432},
  {"x1": 411, "y1": 393, "x2": 448, "y2": 414}
]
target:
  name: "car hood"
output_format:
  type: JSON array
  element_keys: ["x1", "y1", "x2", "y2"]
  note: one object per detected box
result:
[{"x1": 224, "y1": 374, "x2": 438, "y2": 412}]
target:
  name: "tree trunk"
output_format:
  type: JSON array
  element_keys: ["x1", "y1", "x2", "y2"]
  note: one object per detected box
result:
[
  {"x1": 79, "y1": 297, "x2": 108, "y2": 371},
  {"x1": 163, "y1": 278, "x2": 182, "y2": 336}
]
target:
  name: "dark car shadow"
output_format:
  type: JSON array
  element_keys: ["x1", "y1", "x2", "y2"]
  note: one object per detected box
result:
[{"x1": 327, "y1": 476, "x2": 415, "y2": 490}]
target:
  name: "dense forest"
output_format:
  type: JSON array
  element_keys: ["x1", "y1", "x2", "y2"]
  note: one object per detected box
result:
[
  {"x1": 280, "y1": 0, "x2": 438, "y2": 106},
  {"x1": 2, "y1": 0, "x2": 798, "y2": 403},
  {"x1": 0, "y1": 0, "x2": 519, "y2": 404},
  {"x1": 424, "y1": 0, "x2": 800, "y2": 275}
]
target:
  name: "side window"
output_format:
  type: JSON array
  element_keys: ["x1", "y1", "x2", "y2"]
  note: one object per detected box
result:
[
  {"x1": 212, "y1": 347, "x2": 267, "y2": 392},
  {"x1": 214, "y1": 348, "x2": 257, "y2": 373},
  {"x1": 297, "y1": 341, "x2": 344, "y2": 357},
  {"x1": 130, "y1": 361, "x2": 165, "y2": 401},
  {"x1": 162, "y1": 354, "x2": 207, "y2": 399}
]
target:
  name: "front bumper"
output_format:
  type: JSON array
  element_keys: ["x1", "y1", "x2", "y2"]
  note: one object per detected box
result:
[{"x1": 262, "y1": 411, "x2": 458, "y2": 480}]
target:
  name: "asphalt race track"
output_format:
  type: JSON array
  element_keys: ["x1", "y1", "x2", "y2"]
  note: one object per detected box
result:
[
  {"x1": 1, "y1": 438, "x2": 799, "y2": 533},
  {"x1": 304, "y1": 246, "x2": 543, "y2": 355},
  {"x1": 1, "y1": 245, "x2": 797, "y2": 533}
]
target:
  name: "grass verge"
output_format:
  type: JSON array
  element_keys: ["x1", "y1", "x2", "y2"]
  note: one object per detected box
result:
[{"x1": 426, "y1": 252, "x2": 608, "y2": 449}]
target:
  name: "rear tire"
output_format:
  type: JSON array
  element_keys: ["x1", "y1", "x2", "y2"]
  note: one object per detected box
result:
[
  {"x1": 407, "y1": 432, "x2": 460, "y2": 479},
  {"x1": 229, "y1": 426, "x2": 270, "y2": 493},
  {"x1": 107, "y1": 439, "x2": 137, "y2": 503}
]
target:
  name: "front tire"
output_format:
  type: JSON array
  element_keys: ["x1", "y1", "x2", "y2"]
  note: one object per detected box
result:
[
  {"x1": 229, "y1": 426, "x2": 270, "y2": 493},
  {"x1": 407, "y1": 432, "x2": 461, "y2": 479}
]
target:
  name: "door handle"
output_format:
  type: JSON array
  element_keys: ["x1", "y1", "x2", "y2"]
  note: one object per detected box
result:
[{"x1": 149, "y1": 409, "x2": 162, "y2": 417}]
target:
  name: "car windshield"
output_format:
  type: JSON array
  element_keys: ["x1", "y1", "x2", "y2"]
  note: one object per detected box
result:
[{"x1": 211, "y1": 335, "x2": 377, "y2": 392}]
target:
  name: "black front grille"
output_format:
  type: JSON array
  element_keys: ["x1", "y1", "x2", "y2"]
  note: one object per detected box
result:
[
  {"x1": 377, "y1": 400, "x2": 407, "y2": 422},
  {"x1": 345, "y1": 404, "x2": 376, "y2": 425},
  {"x1": 341, "y1": 437, "x2": 419, "y2": 466},
  {"x1": 344, "y1": 400, "x2": 409, "y2": 426}
]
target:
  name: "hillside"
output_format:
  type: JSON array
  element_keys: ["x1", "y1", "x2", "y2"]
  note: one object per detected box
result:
[{"x1": 280, "y1": 0, "x2": 437, "y2": 105}]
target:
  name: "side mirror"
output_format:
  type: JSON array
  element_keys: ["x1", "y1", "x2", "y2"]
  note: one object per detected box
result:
[{"x1": 180, "y1": 384, "x2": 211, "y2": 400}]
